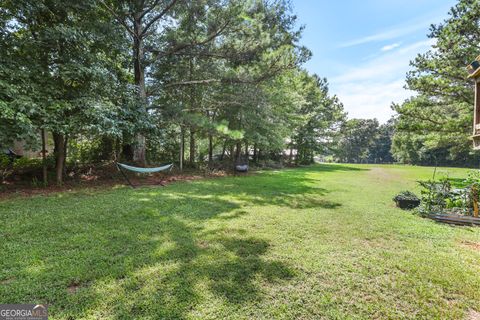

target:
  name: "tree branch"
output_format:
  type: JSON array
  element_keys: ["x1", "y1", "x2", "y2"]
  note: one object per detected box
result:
[
  {"x1": 141, "y1": 0, "x2": 179, "y2": 37},
  {"x1": 165, "y1": 79, "x2": 222, "y2": 87},
  {"x1": 99, "y1": 0, "x2": 135, "y2": 38},
  {"x1": 140, "y1": 0, "x2": 161, "y2": 20},
  {"x1": 149, "y1": 19, "x2": 231, "y2": 58}
]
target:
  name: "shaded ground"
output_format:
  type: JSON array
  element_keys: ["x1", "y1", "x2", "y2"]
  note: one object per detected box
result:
[
  {"x1": 0, "y1": 167, "x2": 220, "y2": 200},
  {"x1": 1, "y1": 164, "x2": 480, "y2": 319}
]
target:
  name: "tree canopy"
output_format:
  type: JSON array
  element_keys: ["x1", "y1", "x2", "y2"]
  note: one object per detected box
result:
[
  {"x1": 392, "y1": 0, "x2": 480, "y2": 166},
  {"x1": 0, "y1": 0, "x2": 346, "y2": 184}
]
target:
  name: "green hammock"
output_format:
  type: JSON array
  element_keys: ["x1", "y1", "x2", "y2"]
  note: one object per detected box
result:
[
  {"x1": 116, "y1": 162, "x2": 173, "y2": 187},
  {"x1": 117, "y1": 162, "x2": 173, "y2": 173}
]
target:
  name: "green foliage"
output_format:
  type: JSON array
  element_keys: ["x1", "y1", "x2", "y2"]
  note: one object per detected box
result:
[
  {"x1": 0, "y1": 154, "x2": 13, "y2": 183},
  {"x1": 416, "y1": 178, "x2": 451, "y2": 215},
  {"x1": 1, "y1": 0, "x2": 345, "y2": 182},
  {"x1": 415, "y1": 169, "x2": 480, "y2": 216},
  {"x1": 392, "y1": 0, "x2": 480, "y2": 165},
  {"x1": 393, "y1": 191, "x2": 420, "y2": 202},
  {"x1": 334, "y1": 118, "x2": 389, "y2": 163},
  {"x1": 0, "y1": 154, "x2": 53, "y2": 183},
  {"x1": 11, "y1": 157, "x2": 43, "y2": 172},
  {"x1": 68, "y1": 138, "x2": 106, "y2": 164},
  {"x1": 289, "y1": 72, "x2": 345, "y2": 164}
]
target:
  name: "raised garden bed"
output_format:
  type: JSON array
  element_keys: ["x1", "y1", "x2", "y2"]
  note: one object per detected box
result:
[{"x1": 429, "y1": 213, "x2": 480, "y2": 226}]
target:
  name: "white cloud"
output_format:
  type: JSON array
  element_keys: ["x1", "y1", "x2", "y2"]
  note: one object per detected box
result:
[
  {"x1": 381, "y1": 43, "x2": 401, "y2": 52},
  {"x1": 330, "y1": 39, "x2": 435, "y2": 123},
  {"x1": 332, "y1": 39, "x2": 434, "y2": 83},
  {"x1": 338, "y1": 6, "x2": 448, "y2": 49},
  {"x1": 340, "y1": 22, "x2": 427, "y2": 48},
  {"x1": 333, "y1": 80, "x2": 412, "y2": 122}
]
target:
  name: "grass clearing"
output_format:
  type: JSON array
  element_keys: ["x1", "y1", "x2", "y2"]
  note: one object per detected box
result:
[{"x1": 1, "y1": 164, "x2": 480, "y2": 319}]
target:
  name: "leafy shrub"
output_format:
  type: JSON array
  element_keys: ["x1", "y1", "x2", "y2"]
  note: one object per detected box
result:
[
  {"x1": 416, "y1": 178, "x2": 451, "y2": 216},
  {"x1": 0, "y1": 154, "x2": 13, "y2": 182},
  {"x1": 12, "y1": 157, "x2": 43, "y2": 171},
  {"x1": 393, "y1": 191, "x2": 420, "y2": 209},
  {"x1": 393, "y1": 191, "x2": 420, "y2": 202},
  {"x1": 415, "y1": 170, "x2": 480, "y2": 216},
  {"x1": 0, "y1": 154, "x2": 55, "y2": 183},
  {"x1": 68, "y1": 138, "x2": 104, "y2": 164},
  {"x1": 445, "y1": 188, "x2": 469, "y2": 210},
  {"x1": 263, "y1": 160, "x2": 284, "y2": 169}
]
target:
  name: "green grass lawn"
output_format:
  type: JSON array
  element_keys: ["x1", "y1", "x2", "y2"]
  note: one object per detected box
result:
[{"x1": 1, "y1": 164, "x2": 480, "y2": 319}]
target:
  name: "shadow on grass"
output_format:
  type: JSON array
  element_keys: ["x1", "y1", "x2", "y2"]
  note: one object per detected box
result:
[
  {"x1": 309, "y1": 163, "x2": 369, "y2": 173},
  {"x1": 137, "y1": 164, "x2": 347, "y2": 214},
  {"x1": 0, "y1": 199, "x2": 292, "y2": 318},
  {"x1": 0, "y1": 164, "x2": 341, "y2": 318},
  {"x1": 86, "y1": 219, "x2": 294, "y2": 319}
]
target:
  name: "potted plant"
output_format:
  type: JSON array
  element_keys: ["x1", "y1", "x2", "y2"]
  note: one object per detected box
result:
[{"x1": 393, "y1": 191, "x2": 421, "y2": 210}]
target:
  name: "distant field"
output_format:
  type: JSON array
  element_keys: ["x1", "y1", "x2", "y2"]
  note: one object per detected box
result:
[{"x1": 1, "y1": 164, "x2": 479, "y2": 319}]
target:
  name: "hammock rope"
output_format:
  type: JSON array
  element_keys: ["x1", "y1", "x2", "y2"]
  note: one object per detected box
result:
[{"x1": 116, "y1": 162, "x2": 173, "y2": 188}]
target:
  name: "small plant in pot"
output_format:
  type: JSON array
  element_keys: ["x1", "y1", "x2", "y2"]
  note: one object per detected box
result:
[{"x1": 393, "y1": 191, "x2": 421, "y2": 210}]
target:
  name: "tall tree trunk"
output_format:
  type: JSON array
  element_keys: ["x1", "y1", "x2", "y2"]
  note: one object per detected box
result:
[
  {"x1": 122, "y1": 144, "x2": 134, "y2": 162},
  {"x1": 208, "y1": 134, "x2": 213, "y2": 163},
  {"x1": 289, "y1": 146, "x2": 293, "y2": 164},
  {"x1": 235, "y1": 142, "x2": 241, "y2": 163},
  {"x1": 253, "y1": 144, "x2": 257, "y2": 164},
  {"x1": 179, "y1": 126, "x2": 185, "y2": 171},
  {"x1": 100, "y1": 136, "x2": 114, "y2": 161},
  {"x1": 132, "y1": 14, "x2": 147, "y2": 166},
  {"x1": 189, "y1": 128, "x2": 195, "y2": 165},
  {"x1": 230, "y1": 144, "x2": 235, "y2": 163},
  {"x1": 188, "y1": 58, "x2": 196, "y2": 166},
  {"x1": 220, "y1": 141, "x2": 227, "y2": 161},
  {"x1": 133, "y1": 134, "x2": 146, "y2": 166},
  {"x1": 41, "y1": 129, "x2": 48, "y2": 186},
  {"x1": 115, "y1": 137, "x2": 121, "y2": 161},
  {"x1": 53, "y1": 132, "x2": 65, "y2": 186},
  {"x1": 63, "y1": 135, "x2": 68, "y2": 177},
  {"x1": 245, "y1": 143, "x2": 249, "y2": 163}
]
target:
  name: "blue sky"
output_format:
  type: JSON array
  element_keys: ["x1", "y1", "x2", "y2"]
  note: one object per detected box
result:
[{"x1": 292, "y1": 0, "x2": 457, "y2": 122}]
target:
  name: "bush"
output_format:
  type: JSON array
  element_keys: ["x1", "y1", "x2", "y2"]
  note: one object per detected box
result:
[
  {"x1": 0, "y1": 154, "x2": 13, "y2": 183},
  {"x1": 393, "y1": 191, "x2": 420, "y2": 209},
  {"x1": 0, "y1": 154, "x2": 55, "y2": 184},
  {"x1": 416, "y1": 178, "x2": 450, "y2": 215},
  {"x1": 393, "y1": 191, "x2": 420, "y2": 202},
  {"x1": 415, "y1": 171, "x2": 480, "y2": 216}
]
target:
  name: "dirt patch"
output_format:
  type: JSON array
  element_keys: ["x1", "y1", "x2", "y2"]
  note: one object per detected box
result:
[
  {"x1": 466, "y1": 310, "x2": 480, "y2": 320},
  {"x1": 0, "y1": 178, "x2": 129, "y2": 201},
  {"x1": 367, "y1": 167, "x2": 402, "y2": 182},
  {"x1": 461, "y1": 241, "x2": 480, "y2": 251},
  {"x1": 0, "y1": 277, "x2": 15, "y2": 285},
  {"x1": 196, "y1": 240, "x2": 210, "y2": 249},
  {"x1": 0, "y1": 170, "x2": 240, "y2": 201},
  {"x1": 67, "y1": 281, "x2": 81, "y2": 294},
  {"x1": 67, "y1": 280, "x2": 92, "y2": 294}
]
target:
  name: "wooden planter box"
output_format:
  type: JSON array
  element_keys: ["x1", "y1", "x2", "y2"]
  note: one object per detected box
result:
[
  {"x1": 429, "y1": 214, "x2": 480, "y2": 226},
  {"x1": 395, "y1": 199, "x2": 420, "y2": 210}
]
